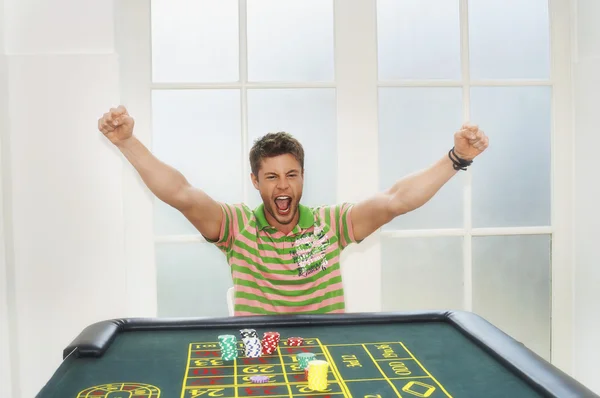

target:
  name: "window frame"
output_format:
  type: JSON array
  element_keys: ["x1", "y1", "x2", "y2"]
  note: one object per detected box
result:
[{"x1": 115, "y1": 0, "x2": 574, "y2": 372}]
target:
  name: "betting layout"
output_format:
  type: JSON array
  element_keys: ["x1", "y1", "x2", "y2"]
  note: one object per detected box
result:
[{"x1": 181, "y1": 328, "x2": 453, "y2": 398}]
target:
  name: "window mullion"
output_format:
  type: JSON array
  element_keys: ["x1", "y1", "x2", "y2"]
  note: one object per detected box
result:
[
  {"x1": 459, "y1": 0, "x2": 473, "y2": 312},
  {"x1": 334, "y1": 0, "x2": 381, "y2": 312},
  {"x1": 239, "y1": 0, "x2": 249, "y2": 204}
]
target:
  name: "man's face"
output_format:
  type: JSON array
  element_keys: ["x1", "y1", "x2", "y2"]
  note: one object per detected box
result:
[{"x1": 252, "y1": 154, "x2": 304, "y2": 228}]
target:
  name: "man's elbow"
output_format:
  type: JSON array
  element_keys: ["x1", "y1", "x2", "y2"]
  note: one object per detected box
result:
[{"x1": 163, "y1": 183, "x2": 194, "y2": 211}]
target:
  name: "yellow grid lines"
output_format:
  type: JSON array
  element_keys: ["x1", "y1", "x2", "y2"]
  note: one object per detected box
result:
[
  {"x1": 180, "y1": 345, "x2": 193, "y2": 398},
  {"x1": 325, "y1": 341, "x2": 406, "y2": 347},
  {"x1": 276, "y1": 345, "x2": 294, "y2": 398},
  {"x1": 192, "y1": 341, "x2": 320, "y2": 349},
  {"x1": 234, "y1": 357, "x2": 238, "y2": 398},
  {"x1": 182, "y1": 339, "x2": 452, "y2": 398},
  {"x1": 399, "y1": 342, "x2": 453, "y2": 398},
  {"x1": 190, "y1": 352, "x2": 320, "y2": 361},
  {"x1": 317, "y1": 338, "x2": 352, "y2": 397},
  {"x1": 187, "y1": 369, "x2": 333, "y2": 380},
  {"x1": 187, "y1": 370, "x2": 332, "y2": 380},
  {"x1": 179, "y1": 381, "x2": 343, "y2": 389},
  {"x1": 362, "y1": 344, "x2": 404, "y2": 397},
  {"x1": 344, "y1": 375, "x2": 436, "y2": 383},
  {"x1": 185, "y1": 355, "x2": 327, "y2": 371},
  {"x1": 227, "y1": 394, "x2": 345, "y2": 398}
]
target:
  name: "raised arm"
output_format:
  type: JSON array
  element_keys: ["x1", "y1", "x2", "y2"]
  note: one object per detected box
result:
[
  {"x1": 350, "y1": 123, "x2": 489, "y2": 241},
  {"x1": 97, "y1": 105, "x2": 223, "y2": 241}
]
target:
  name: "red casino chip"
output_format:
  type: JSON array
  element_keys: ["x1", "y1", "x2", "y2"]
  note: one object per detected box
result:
[
  {"x1": 261, "y1": 332, "x2": 281, "y2": 355},
  {"x1": 287, "y1": 337, "x2": 304, "y2": 346}
]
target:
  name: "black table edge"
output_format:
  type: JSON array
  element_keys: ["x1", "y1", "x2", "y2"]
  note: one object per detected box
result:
[{"x1": 59, "y1": 310, "x2": 598, "y2": 398}]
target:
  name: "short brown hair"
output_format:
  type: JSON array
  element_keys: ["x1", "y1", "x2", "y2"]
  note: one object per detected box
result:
[{"x1": 249, "y1": 132, "x2": 305, "y2": 176}]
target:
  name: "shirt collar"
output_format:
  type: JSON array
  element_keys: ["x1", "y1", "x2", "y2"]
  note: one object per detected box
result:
[{"x1": 254, "y1": 203, "x2": 314, "y2": 232}]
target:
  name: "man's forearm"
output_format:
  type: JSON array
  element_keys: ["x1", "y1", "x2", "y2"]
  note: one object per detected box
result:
[
  {"x1": 117, "y1": 136, "x2": 191, "y2": 209},
  {"x1": 386, "y1": 154, "x2": 458, "y2": 216}
]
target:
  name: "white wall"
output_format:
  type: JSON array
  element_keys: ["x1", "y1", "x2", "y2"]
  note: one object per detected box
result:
[
  {"x1": 0, "y1": 0, "x2": 15, "y2": 395},
  {"x1": 573, "y1": 0, "x2": 600, "y2": 393},
  {"x1": 115, "y1": 0, "x2": 157, "y2": 318},
  {"x1": 0, "y1": 71, "x2": 15, "y2": 398},
  {"x1": 3, "y1": 0, "x2": 130, "y2": 396},
  {"x1": 335, "y1": 0, "x2": 381, "y2": 313}
]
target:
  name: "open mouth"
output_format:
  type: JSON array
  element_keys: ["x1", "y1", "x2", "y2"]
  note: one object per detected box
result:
[{"x1": 274, "y1": 196, "x2": 292, "y2": 215}]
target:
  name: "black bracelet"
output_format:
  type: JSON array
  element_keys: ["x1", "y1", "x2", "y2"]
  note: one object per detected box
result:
[{"x1": 448, "y1": 147, "x2": 473, "y2": 171}]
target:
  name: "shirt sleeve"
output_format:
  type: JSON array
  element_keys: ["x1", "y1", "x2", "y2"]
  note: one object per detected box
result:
[
  {"x1": 331, "y1": 203, "x2": 362, "y2": 250},
  {"x1": 205, "y1": 203, "x2": 251, "y2": 253}
]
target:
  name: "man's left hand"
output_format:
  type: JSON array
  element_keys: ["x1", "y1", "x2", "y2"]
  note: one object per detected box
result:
[{"x1": 454, "y1": 123, "x2": 489, "y2": 161}]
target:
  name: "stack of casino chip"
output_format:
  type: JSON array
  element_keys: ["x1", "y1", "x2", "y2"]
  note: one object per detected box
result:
[
  {"x1": 250, "y1": 375, "x2": 269, "y2": 384},
  {"x1": 218, "y1": 334, "x2": 238, "y2": 361},
  {"x1": 287, "y1": 337, "x2": 304, "y2": 346},
  {"x1": 307, "y1": 360, "x2": 329, "y2": 391},
  {"x1": 297, "y1": 352, "x2": 315, "y2": 370},
  {"x1": 243, "y1": 337, "x2": 262, "y2": 358},
  {"x1": 261, "y1": 332, "x2": 281, "y2": 355},
  {"x1": 239, "y1": 328, "x2": 258, "y2": 339}
]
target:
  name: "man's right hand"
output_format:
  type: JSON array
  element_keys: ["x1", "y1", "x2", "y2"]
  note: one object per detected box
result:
[
  {"x1": 97, "y1": 104, "x2": 224, "y2": 242},
  {"x1": 98, "y1": 105, "x2": 135, "y2": 146}
]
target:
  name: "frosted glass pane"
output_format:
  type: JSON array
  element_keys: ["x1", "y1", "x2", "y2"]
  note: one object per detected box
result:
[
  {"x1": 471, "y1": 87, "x2": 551, "y2": 227},
  {"x1": 377, "y1": 0, "x2": 460, "y2": 80},
  {"x1": 247, "y1": 89, "x2": 337, "y2": 209},
  {"x1": 381, "y1": 236, "x2": 463, "y2": 311},
  {"x1": 379, "y1": 88, "x2": 464, "y2": 230},
  {"x1": 156, "y1": 242, "x2": 233, "y2": 317},
  {"x1": 247, "y1": 0, "x2": 334, "y2": 82},
  {"x1": 151, "y1": 0, "x2": 239, "y2": 82},
  {"x1": 469, "y1": 0, "x2": 550, "y2": 79},
  {"x1": 152, "y1": 90, "x2": 242, "y2": 235},
  {"x1": 473, "y1": 235, "x2": 551, "y2": 360}
]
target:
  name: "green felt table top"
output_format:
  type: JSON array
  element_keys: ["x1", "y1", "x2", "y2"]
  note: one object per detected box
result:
[{"x1": 38, "y1": 321, "x2": 543, "y2": 398}]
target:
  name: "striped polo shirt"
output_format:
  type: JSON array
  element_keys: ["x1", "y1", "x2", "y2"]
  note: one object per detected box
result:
[{"x1": 212, "y1": 202, "x2": 359, "y2": 316}]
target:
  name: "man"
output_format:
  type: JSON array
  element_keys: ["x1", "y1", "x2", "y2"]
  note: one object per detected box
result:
[{"x1": 98, "y1": 106, "x2": 488, "y2": 315}]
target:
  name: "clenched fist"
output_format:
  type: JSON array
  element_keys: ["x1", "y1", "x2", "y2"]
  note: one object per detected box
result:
[
  {"x1": 98, "y1": 105, "x2": 135, "y2": 146},
  {"x1": 453, "y1": 123, "x2": 489, "y2": 161}
]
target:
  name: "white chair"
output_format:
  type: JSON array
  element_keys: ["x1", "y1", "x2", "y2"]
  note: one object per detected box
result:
[{"x1": 226, "y1": 287, "x2": 234, "y2": 316}]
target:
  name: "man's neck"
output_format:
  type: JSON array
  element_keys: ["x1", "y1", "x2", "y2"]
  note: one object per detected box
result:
[{"x1": 263, "y1": 210, "x2": 299, "y2": 235}]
